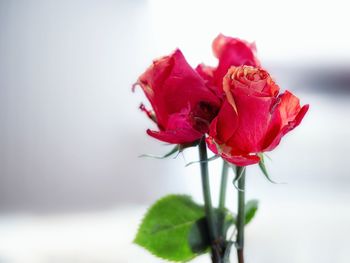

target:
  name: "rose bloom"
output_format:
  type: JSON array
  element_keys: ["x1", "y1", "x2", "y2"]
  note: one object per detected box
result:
[
  {"x1": 134, "y1": 49, "x2": 221, "y2": 145},
  {"x1": 207, "y1": 66, "x2": 309, "y2": 166},
  {"x1": 196, "y1": 34, "x2": 260, "y2": 95}
]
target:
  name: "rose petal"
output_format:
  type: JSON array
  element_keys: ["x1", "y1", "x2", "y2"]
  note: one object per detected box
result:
[
  {"x1": 207, "y1": 136, "x2": 260, "y2": 166},
  {"x1": 211, "y1": 100, "x2": 239, "y2": 143},
  {"x1": 195, "y1": 63, "x2": 215, "y2": 83},
  {"x1": 146, "y1": 109, "x2": 203, "y2": 144},
  {"x1": 212, "y1": 35, "x2": 260, "y2": 90},
  {"x1": 221, "y1": 153, "x2": 261, "y2": 166},
  {"x1": 263, "y1": 90, "x2": 309, "y2": 151},
  {"x1": 224, "y1": 66, "x2": 280, "y2": 97},
  {"x1": 138, "y1": 49, "x2": 220, "y2": 130},
  {"x1": 226, "y1": 88, "x2": 277, "y2": 153}
]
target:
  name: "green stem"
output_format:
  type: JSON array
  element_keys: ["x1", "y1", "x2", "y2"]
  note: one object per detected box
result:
[
  {"x1": 198, "y1": 137, "x2": 220, "y2": 261},
  {"x1": 218, "y1": 161, "x2": 229, "y2": 242},
  {"x1": 236, "y1": 166, "x2": 246, "y2": 263},
  {"x1": 219, "y1": 161, "x2": 229, "y2": 210}
]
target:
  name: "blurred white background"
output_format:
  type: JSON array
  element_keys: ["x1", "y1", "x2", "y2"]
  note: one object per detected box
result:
[{"x1": 0, "y1": 0, "x2": 350, "y2": 262}]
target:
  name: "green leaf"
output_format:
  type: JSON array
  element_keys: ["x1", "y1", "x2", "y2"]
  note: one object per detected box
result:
[
  {"x1": 258, "y1": 153, "x2": 272, "y2": 180},
  {"x1": 188, "y1": 217, "x2": 210, "y2": 254},
  {"x1": 185, "y1": 155, "x2": 219, "y2": 167},
  {"x1": 134, "y1": 195, "x2": 206, "y2": 262},
  {"x1": 139, "y1": 145, "x2": 180, "y2": 159},
  {"x1": 220, "y1": 200, "x2": 258, "y2": 229},
  {"x1": 138, "y1": 141, "x2": 200, "y2": 160},
  {"x1": 221, "y1": 211, "x2": 236, "y2": 236},
  {"x1": 232, "y1": 166, "x2": 246, "y2": 191},
  {"x1": 258, "y1": 153, "x2": 284, "y2": 184},
  {"x1": 245, "y1": 199, "x2": 259, "y2": 225},
  {"x1": 189, "y1": 210, "x2": 236, "y2": 254}
]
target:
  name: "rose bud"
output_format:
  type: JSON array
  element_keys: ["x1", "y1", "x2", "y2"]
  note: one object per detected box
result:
[
  {"x1": 196, "y1": 34, "x2": 260, "y2": 94},
  {"x1": 207, "y1": 66, "x2": 309, "y2": 166},
  {"x1": 134, "y1": 49, "x2": 221, "y2": 145}
]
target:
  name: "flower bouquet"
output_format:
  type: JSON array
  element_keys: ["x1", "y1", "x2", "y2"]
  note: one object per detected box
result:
[{"x1": 132, "y1": 34, "x2": 309, "y2": 263}]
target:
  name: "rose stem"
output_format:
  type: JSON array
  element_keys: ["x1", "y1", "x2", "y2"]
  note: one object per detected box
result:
[
  {"x1": 198, "y1": 137, "x2": 219, "y2": 261},
  {"x1": 236, "y1": 166, "x2": 246, "y2": 263},
  {"x1": 218, "y1": 161, "x2": 229, "y2": 236}
]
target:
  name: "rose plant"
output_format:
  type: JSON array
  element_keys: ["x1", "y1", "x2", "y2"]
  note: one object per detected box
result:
[{"x1": 133, "y1": 34, "x2": 309, "y2": 263}]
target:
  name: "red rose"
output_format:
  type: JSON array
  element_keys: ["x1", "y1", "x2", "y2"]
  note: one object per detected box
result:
[
  {"x1": 196, "y1": 34, "x2": 260, "y2": 94},
  {"x1": 207, "y1": 66, "x2": 309, "y2": 166},
  {"x1": 134, "y1": 49, "x2": 221, "y2": 144}
]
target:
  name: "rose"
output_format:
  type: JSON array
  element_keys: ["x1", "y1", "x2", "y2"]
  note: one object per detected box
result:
[
  {"x1": 134, "y1": 49, "x2": 221, "y2": 144},
  {"x1": 207, "y1": 66, "x2": 309, "y2": 166},
  {"x1": 196, "y1": 34, "x2": 260, "y2": 95}
]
